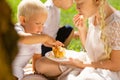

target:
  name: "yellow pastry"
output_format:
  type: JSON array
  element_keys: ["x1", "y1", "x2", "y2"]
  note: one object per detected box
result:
[{"x1": 52, "y1": 46, "x2": 65, "y2": 58}]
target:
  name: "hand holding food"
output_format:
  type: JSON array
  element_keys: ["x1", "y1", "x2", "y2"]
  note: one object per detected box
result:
[{"x1": 73, "y1": 14, "x2": 86, "y2": 30}]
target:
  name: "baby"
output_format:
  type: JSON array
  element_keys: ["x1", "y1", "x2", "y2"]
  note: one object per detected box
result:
[{"x1": 12, "y1": 0, "x2": 63, "y2": 80}]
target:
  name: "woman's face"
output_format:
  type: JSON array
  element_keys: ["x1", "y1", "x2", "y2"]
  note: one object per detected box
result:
[
  {"x1": 75, "y1": 0, "x2": 99, "y2": 18},
  {"x1": 53, "y1": 0, "x2": 73, "y2": 9}
]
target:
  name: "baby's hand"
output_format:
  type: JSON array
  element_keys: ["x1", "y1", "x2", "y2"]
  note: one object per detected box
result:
[
  {"x1": 44, "y1": 39, "x2": 64, "y2": 47},
  {"x1": 51, "y1": 40, "x2": 64, "y2": 47}
]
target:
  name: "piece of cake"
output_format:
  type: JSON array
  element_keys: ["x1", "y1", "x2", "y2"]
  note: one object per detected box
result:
[{"x1": 52, "y1": 46, "x2": 65, "y2": 58}]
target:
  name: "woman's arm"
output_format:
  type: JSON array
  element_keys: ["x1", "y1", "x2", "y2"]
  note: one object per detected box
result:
[
  {"x1": 73, "y1": 14, "x2": 87, "y2": 47},
  {"x1": 78, "y1": 28, "x2": 87, "y2": 47},
  {"x1": 90, "y1": 50, "x2": 120, "y2": 71},
  {"x1": 60, "y1": 50, "x2": 120, "y2": 72}
]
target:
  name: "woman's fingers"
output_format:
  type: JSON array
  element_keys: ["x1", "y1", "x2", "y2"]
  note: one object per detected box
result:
[
  {"x1": 73, "y1": 14, "x2": 80, "y2": 24},
  {"x1": 59, "y1": 61, "x2": 70, "y2": 65},
  {"x1": 73, "y1": 14, "x2": 84, "y2": 28},
  {"x1": 59, "y1": 58, "x2": 73, "y2": 65},
  {"x1": 73, "y1": 14, "x2": 83, "y2": 22},
  {"x1": 74, "y1": 18, "x2": 83, "y2": 28},
  {"x1": 73, "y1": 14, "x2": 80, "y2": 19}
]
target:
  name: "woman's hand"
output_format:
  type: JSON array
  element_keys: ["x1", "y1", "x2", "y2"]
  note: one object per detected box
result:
[
  {"x1": 73, "y1": 14, "x2": 87, "y2": 47},
  {"x1": 73, "y1": 14, "x2": 86, "y2": 31},
  {"x1": 59, "y1": 58, "x2": 85, "y2": 69}
]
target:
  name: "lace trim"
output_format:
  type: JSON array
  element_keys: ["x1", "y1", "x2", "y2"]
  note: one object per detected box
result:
[{"x1": 106, "y1": 20, "x2": 120, "y2": 50}]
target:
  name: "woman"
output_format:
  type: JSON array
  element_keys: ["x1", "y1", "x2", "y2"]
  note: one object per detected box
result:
[{"x1": 35, "y1": 0, "x2": 120, "y2": 80}]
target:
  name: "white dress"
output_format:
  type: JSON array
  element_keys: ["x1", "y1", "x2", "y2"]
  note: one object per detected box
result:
[
  {"x1": 12, "y1": 23, "x2": 42, "y2": 80},
  {"x1": 58, "y1": 11, "x2": 120, "y2": 80}
]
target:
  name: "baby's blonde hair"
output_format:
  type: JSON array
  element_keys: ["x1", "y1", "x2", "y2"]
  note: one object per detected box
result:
[{"x1": 17, "y1": 0, "x2": 47, "y2": 22}]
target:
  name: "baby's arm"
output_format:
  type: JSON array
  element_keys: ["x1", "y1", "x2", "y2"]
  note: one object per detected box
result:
[
  {"x1": 19, "y1": 33, "x2": 64, "y2": 47},
  {"x1": 19, "y1": 33, "x2": 51, "y2": 44}
]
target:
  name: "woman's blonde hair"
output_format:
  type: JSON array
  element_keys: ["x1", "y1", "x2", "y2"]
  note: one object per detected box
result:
[
  {"x1": 99, "y1": 0, "x2": 112, "y2": 60},
  {"x1": 17, "y1": 0, "x2": 47, "y2": 22}
]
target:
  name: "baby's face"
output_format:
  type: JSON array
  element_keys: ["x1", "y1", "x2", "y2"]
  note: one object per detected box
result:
[
  {"x1": 23, "y1": 12, "x2": 47, "y2": 34},
  {"x1": 53, "y1": 0, "x2": 73, "y2": 9}
]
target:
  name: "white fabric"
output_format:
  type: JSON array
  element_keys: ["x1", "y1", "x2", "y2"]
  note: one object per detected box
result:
[
  {"x1": 42, "y1": 0, "x2": 60, "y2": 38},
  {"x1": 86, "y1": 11, "x2": 120, "y2": 62},
  {"x1": 105, "y1": 11, "x2": 120, "y2": 50},
  {"x1": 59, "y1": 50, "x2": 87, "y2": 72},
  {"x1": 58, "y1": 11, "x2": 120, "y2": 80},
  {"x1": 13, "y1": 23, "x2": 42, "y2": 80}
]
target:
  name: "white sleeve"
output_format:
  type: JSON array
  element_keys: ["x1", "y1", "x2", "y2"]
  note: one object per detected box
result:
[
  {"x1": 44, "y1": 0, "x2": 54, "y2": 7},
  {"x1": 14, "y1": 23, "x2": 32, "y2": 36},
  {"x1": 108, "y1": 20, "x2": 120, "y2": 50},
  {"x1": 34, "y1": 44, "x2": 42, "y2": 54},
  {"x1": 14, "y1": 23, "x2": 25, "y2": 34}
]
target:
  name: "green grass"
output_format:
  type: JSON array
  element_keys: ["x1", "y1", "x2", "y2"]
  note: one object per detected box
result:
[
  {"x1": 6, "y1": 0, "x2": 120, "y2": 51},
  {"x1": 108, "y1": 0, "x2": 120, "y2": 10},
  {"x1": 60, "y1": 4, "x2": 83, "y2": 51},
  {"x1": 6, "y1": 0, "x2": 46, "y2": 23},
  {"x1": 6, "y1": 0, "x2": 21, "y2": 23}
]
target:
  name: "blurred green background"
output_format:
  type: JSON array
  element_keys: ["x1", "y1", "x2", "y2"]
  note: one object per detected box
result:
[{"x1": 6, "y1": 0, "x2": 120, "y2": 51}]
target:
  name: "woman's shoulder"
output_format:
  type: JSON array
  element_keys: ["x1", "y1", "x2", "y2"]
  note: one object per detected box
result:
[
  {"x1": 105, "y1": 10, "x2": 120, "y2": 31},
  {"x1": 114, "y1": 10, "x2": 120, "y2": 17},
  {"x1": 112, "y1": 10, "x2": 120, "y2": 21},
  {"x1": 106, "y1": 10, "x2": 120, "y2": 24},
  {"x1": 105, "y1": 11, "x2": 120, "y2": 50}
]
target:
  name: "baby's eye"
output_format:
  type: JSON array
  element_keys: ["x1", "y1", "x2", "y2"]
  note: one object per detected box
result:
[
  {"x1": 36, "y1": 23, "x2": 40, "y2": 25},
  {"x1": 41, "y1": 23, "x2": 44, "y2": 25},
  {"x1": 36, "y1": 23, "x2": 44, "y2": 25}
]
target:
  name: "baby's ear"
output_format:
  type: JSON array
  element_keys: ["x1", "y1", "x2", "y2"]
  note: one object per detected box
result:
[{"x1": 19, "y1": 16, "x2": 25, "y2": 25}]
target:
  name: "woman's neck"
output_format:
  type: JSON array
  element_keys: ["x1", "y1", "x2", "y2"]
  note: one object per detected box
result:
[
  {"x1": 104, "y1": 3, "x2": 115, "y2": 19},
  {"x1": 94, "y1": 3, "x2": 115, "y2": 26}
]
